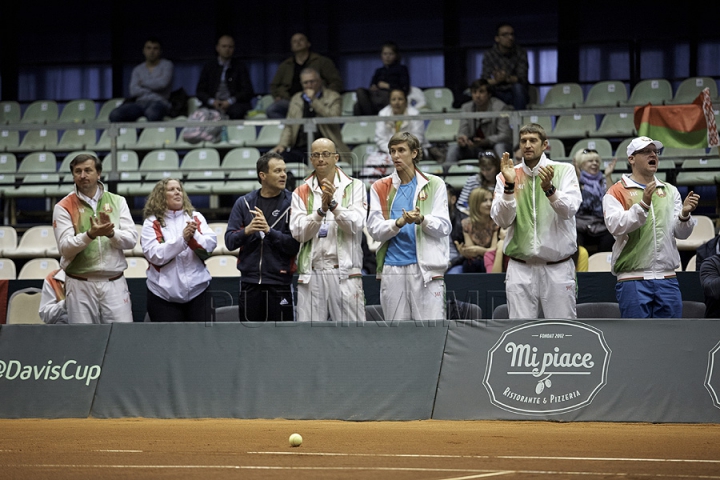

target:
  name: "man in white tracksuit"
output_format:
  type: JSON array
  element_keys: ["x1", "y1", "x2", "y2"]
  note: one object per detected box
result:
[
  {"x1": 603, "y1": 136, "x2": 699, "y2": 318},
  {"x1": 291, "y1": 138, "x2": 367, "y2": 322},
  {"x1": 53, "y1": 153, "x2": 138, "y2": 324},
  {"x1": 491, "y1": 123, "x2": 582, "y2": 319},
  {"x1": 368, "y1": 132, "x2": 451, "y2": 321}
]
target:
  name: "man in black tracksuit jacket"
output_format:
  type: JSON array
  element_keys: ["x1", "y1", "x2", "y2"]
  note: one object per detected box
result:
[{"x1": 226, "y1": 152, "x2": 300, "y2": 321}]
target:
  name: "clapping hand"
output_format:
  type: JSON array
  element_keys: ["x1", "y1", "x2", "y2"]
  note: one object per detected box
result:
[
  {"x1": 402, "y1": 207, "x2": 424, "y2": 225},
  {"x1": 500, "y1": 152, "x2": 516, "y2": 184},
  {"x1": 88, "y1": 214, "x2": 114, "y2": 239},
  {"x1": 642, "y1": 182, "x2": 657, "y2": 206},
  {"x1": 538, "y1": 165, "x2": 555, "y2": 191},
  {"x1": 183, "y1": 221, "x2": 197, "y2": 243},
  {"x1": 682, "y1": 191, "x2": 700, "y2": 217},
  {"x1": 605, "y1": 158, "x2": 618, "y2": 177},
  {"x1": 320, "y1": 179, "x2": 335, "y2": 211},
  {"x1": 246, "y1": 207, "x2": 269, "y2": 235}
]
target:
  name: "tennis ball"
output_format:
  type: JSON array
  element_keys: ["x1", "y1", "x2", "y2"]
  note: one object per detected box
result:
[{"x1": 289, "y1": 433, "x2": 303, "y2": 447}]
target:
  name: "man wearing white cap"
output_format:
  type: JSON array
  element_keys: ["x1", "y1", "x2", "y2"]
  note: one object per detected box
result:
[{"x1": 603, "y1": 136, "x2": 700, "y2": 318}]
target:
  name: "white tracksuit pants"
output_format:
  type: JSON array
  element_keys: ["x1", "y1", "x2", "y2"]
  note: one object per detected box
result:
[
  {"x1": 65, "y1": 275, "x2": 134, "y2": 324},
  {"x1": 296, "y1": 269, "x2": 365, "y2": 323},
  {"x1": 380, "y1": 264, "x2": 445, "y2": 321},
  {"x1": 505, "y1": 258, "x2": 576, "y2": 319}
]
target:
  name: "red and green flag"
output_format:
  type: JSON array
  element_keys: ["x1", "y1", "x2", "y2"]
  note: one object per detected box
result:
[{"x1": 634, "y1": 87, "x2": 719, "y2": 149}]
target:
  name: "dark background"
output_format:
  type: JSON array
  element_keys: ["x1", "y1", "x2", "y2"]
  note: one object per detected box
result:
[{"x1": 2, "y1": 1, "x2": 718, "y2": 102}]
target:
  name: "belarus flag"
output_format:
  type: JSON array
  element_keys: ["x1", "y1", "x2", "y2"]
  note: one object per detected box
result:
[{"x1": 634, "y1": 87, "x2": 718, "y2": 149}]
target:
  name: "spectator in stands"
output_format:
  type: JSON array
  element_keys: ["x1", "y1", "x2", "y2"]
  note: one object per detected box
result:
[
  {"x1": 270, "y1": 68, "x2": 348, "y2": 165},
  {"x1": 446, "y1": 184, "x2": 465, "y2": 274},
  {"x1": 513, "y1": 144, "x2": 524, "y2": 165},
  {"x1": 225, "y1": 152, "x2": 300, "y2": 322},
  {"x1": 455, "y1": 188, "x2": 504, "y2": 273},
  {"x1": 141, "y1": 178, "x2": 217, "y2": 323},
  {"x1": 696, "y1": 233, "x2": 720, "y2": 271},
  {"x1": 699, "y1": 254, "x2": 720, "y2": 317},
  {"x1": 364, "y1": 88, "x2": 426, "y2": 177},
  {"x1": 195, "y1": 34, "x2": 254, "y2": 120},
  {"x1": 456, "y1": 151, "x2": 501, "y2": 214},
  {"x1": 109, "y1": 37, "x2": 174, "y2": 122},
  {"x1": 266, "y1": 33, "x2": 343, "y2": 119},
  {"x1": 573, "y1": 148, "x2": 616, "y2": 253},
  {"x1": 446, "y1": 79, "x2": 512, "y2": 163},
  {"x1": 376, "y1": 89, "x2": 426, "y2": 154},
  {"x1": 291, "y1": 138, "x2": 367, "y2": 322},
  {"x1": 603, "y1": 136, "x2": 700, "y2": 318},
  {"x1": 491, "y1": 123, "x2": 581, "y2": 319},
  {"x1": 481, "y1": 23, "x2": 529, "y2": 111},
  {"x1": 52, "y1": 153, "x2": 138, "y2": 324},
  {"x1": 354, "y1": 41, "x2": 410, "y2": 116},
  {"x1": 39, "y1": 268, "x2": 68, "y2": 324},
  {"x1": 367, "y1": 132, "x2": 451, "y2": 321}
]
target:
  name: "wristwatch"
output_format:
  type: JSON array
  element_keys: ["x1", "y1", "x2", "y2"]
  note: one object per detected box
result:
[
  {"x1": 317, "y1": 207, "x2": 327, "y2": 217},
  {"x1": 328, "y1": 199, "x2": 338, "y2": 212}
]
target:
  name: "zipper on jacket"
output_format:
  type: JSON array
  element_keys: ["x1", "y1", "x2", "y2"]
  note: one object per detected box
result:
[
  {"x1": 532, "y1": 174, "x2": 537, "y2": 254},
  {"x1": 258, "y1": 239, "x2": 264, "y2": 284},
  {"x1": 650, "y1": 202, "x2": 658, "y2": 266}
]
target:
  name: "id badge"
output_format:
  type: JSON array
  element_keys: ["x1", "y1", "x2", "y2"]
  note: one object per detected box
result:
[{"x1": 318, "y1": 222, "x2": 329, "y2": 238}]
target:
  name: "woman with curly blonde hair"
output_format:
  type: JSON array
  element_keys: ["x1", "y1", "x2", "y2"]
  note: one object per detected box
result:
[{"x1": 141, "y1": 178, "x2": 217, "y2": 322}]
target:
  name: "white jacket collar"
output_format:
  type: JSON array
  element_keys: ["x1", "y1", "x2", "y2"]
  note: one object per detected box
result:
[
  {"x1": 620, "y1": 173, "x2": 665, "y2": 189},
  {"x1": 390, "y1": 167, "x2": 429, "y2": 189},
  {"x1": 520, "y1": 153, "x2": 550, "y2": 176}
]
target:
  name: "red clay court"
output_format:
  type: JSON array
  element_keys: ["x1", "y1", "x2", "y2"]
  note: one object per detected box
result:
[{"x1": 2, "y1": 418, "x2": 720, "y2": 479}]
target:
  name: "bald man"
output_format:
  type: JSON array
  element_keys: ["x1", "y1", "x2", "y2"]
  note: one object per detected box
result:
[{"x1": 290, "y1": 138, "x2": 367, "y2": 322}]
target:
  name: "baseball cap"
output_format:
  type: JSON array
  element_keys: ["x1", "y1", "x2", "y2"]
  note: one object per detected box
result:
[{"x1": 626, "y1": 136, "x2": 663, "y2": 157}]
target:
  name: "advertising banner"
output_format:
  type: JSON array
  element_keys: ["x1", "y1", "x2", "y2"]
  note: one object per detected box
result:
[
  {"x1": 0, "y1": 324, "x2": 110, "y2": 418},
  {"x1": 434, "y1": 319, "x2": 720, "y2": 423}
]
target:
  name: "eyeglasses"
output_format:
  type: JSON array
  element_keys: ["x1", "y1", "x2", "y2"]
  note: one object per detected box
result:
[
  {"x1": 310, "y1": 151, "x2": 337, "y2": 159},
  {"x1": 498, "y1": 32, "x2": 514, "y2": 37},
  {"x1": 633, "y1": 148, "x2": 659, "y2": 156},
  {"x1": 582, "y1": 149, "x2": 598, "y2": 154}
]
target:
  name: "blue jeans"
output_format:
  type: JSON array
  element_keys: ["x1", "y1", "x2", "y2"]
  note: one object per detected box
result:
[
  {"x1": 616, "y1": 278, "x2": 683, "y2": 318},
  {"x1": 109, "y1": 100, "x2": 169, "y2": 122},
  {"x1": 493, "y1": 83, "x2": 529, "y2": 111},
  {"x1": 265, "y1": 99, "x2": 290, "y2": 119}
]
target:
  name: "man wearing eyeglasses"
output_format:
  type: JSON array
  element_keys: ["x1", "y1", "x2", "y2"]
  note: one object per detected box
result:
[
  {"x1": 271, "y1": 68, "x2": 349, "y2": 165},
  {"x1": 603, "y1": 136, "x2": 700, "y2": 318},
  {"x1": 290, "y1": 138, "x2": 367, "y2": 322},
  {"x1": 481, "y1": 23, "x2": 529, "y2": 111}
]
